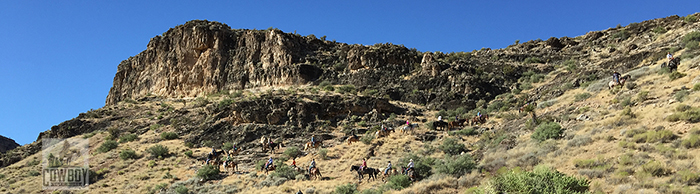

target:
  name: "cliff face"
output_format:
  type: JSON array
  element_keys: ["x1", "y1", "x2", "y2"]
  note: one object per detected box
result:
[
  {"x1": 106, "y1": 20, "x2": 518, "y2": 109},
  {"x1": 0, "y1": 135, "x2": 19, "y2": 153}
]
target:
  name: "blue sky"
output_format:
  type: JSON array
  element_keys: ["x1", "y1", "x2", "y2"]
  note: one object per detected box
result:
[{"x1": 0, "y1": 1, "x2": 697, "y2": 145}]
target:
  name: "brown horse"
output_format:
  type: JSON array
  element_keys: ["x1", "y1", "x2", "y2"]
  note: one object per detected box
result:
[
  {"x1": 470, "y1": 114, "x2": 489, "y2": 126},
  {"x1": 347, "y1": 136, "x2": 359, "y2": 145},
  {"x1": 401, "y1": 167, "x2": 416, "y2": 182},
  {"x1": 262, "y1": 164, "x2": 276, "y2": 175},
  {"x1": 448, "y1": 119, "x2": 467, "y2": 130},
  {"x1": 304, "y1": 140, "x2": 323, "y2": 151},
  {"x1": 223, "y1": 160, "x2": 238, "y2": 174},
  {"x1": 608, "y1": 75, "x2": 631, "y2": 90},
  {"x1": 375, "y1": 130, "x2": 390, "y2": 138},
  {"x1": 309, "y1": 167, "x2": 322, "y2": 180}
]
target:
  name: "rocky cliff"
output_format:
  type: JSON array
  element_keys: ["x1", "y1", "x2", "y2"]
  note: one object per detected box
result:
[{"x1": 0, "y1": 135, "x2": 19, "y2": 153}]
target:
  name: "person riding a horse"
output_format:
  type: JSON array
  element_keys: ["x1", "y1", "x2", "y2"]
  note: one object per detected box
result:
[
  {"x1": 613, "y1": 71, "x2": 621, "y2": 84},
  {"x1": 360, "y1": 158, "x2": 368, "y2": 171},
  {"x1": 381, "y1": 123, "x2": 387, "y2": 133},
  {"x1": 291, "y1": 158, "x2": 297, "y2": 168},
  {"x1": 311, "y1": 135, "x2": 317, "y2": 147},
  {"x1": 667, "y1": 52, "x2": 674, "y2": 63},
  {"x1": 477, "y1": 111, "x2": 482, "y2": 118},
  {"x1": 264, "y1": 157, "x2": 273, "y2": 170},
  {"x1": 309, "y1": 159, "x2": 316, "y2": 175},
  {"x1": 384, "y1": 161, "x2": 392, "y2": 175},
  {"x1": 405, "y1": 159, "x2": 414, "y2": 175},
  {"x1": 437, "y1": 116, "x2": 442, "y2": 121}
]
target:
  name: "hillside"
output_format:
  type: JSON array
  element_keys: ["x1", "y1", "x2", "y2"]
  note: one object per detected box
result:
[{"x1": 1, "y1": 13, "x2": 700, "y2": 194}]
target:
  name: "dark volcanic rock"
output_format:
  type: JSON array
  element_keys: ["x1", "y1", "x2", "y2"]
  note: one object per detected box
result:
[{"x1": 0, "y1": 135, "x2": 19, "y2": 153}]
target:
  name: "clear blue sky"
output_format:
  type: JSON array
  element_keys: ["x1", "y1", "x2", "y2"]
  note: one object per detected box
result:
[{"x1": 0, "y1": 1, "x2": 696, "y2": 145}]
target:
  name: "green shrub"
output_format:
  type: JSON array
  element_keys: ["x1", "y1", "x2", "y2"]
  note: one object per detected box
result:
[
  {"x1": 641, "y1": 161, "x2": 670, "y2": 177},
  {"x1": 675, "y1": 170, "x2": 700, "y2": 185},
  {"x1": 363, "y1": 89, "x2": 378, "y2": 96},
  {"x1": 222, "y1": 142, "x2": 234, "y2": 151},
  {"x1": 335, "y1": 183, "x2": 358, "y2": 194},
  {"x1": 319, "y1": 148, "x2": 328, "y2": 160},
  {"x1": 270, "y1": 164, "x2": 299, "y2": 180},
  {"x1": 439, "y1": 138, "x2": 466, "y2": 155},
  {"x1": 28, "y1": 170, "x2": 40, "y2": 176},
  {"x1": 687, "y1": 40, "x2": 700, "y2": 51},
  {"x1": 681, "y1": 135, "x2": 700, "y2": 148},
  {"x1": 360, "y1": 134, "x2": 375, "y2": 145},
  {"x1": 684, "y1": 15, "x2": 698, "y2": 23},
  {"x1": 387, "y1": 175, "x2": 412, "y2": 190},
  {"x1": 574, "y1": 93, "x2": 591, "y2": 102},
  {"x1": 399, "y1": 153, "x2": 434, "y2": 179},
  {"x1": 612, "y1": 30, "x2": 629, "y2": 40},
  {"x1": 668, "y1": 105, "x2": 700, "y2": 123},
  {"x1": 482, "y1": 165, "x2": 589, "y2": 194},
  {"x1": 218, "y1": 98, "x2": 234, "y2": 109},
  {"x1": 523, "y1": 57, "x2": 543, "y2": 64},
  {"x1": 97, "y1": 140, "x2": 119, "y2": 153},
  {"x1": 197, "y1": 164, "x2": 220, "y2": 181},
  {"x1": 119, "y1": 133, "x2": 138, "y2": 143},
  {"x1": 147, "y1": 144, "x2": 170, "y2": 159},
  {"x1": 161, "y1": 132, "x2": 179, "y2": 140},
  {"x1": 337, "y1": 85, "x2": 356, "y2": 94},
  {"x1": 174, "y1": 185, "x2": 189, "y2": 194},
  {"x1": 119, "y1": 149, "x2": 138, "y2": 160},
  {"x1": 637, "y1": 90, "x2": 649, "y2": 102},
  {"x1": 360, "y1": 188, "x2": 382, "y2": 194},
  {"x1": 670, "y1": 71, "x2": 687, "y2": 81},
  {"x1": 284, "y1": 146, "x2": 302, "y2": 159},
  {"x1": 631, "y1": 130, "x2": 676, "y2": 143},
  {"x1": 83, "y1": 131, "x2": 98, "y2": 139},
  {"x1": 531, "y1": 122, "x2": 563, "y2": 142},
  {"x1": 653, "y1": 26, "x2": 667, "y2": 34},
  {"x1": 434, "y1": 154, "x2": 476, "y2": 176},
  {"x1": 108, "y1": 128, "x2": 120, "y2": 139},
  {"x1": 184, "y1": 150, "x2": 193, "y2": 158},
  {"x1": 564, "y1": 59, "x2": 577, "y2": 72},
  {"x1": 150, "y1": 124, "x2": 163, "y2": 131},
  {"x1": 449, "y1": 128, "x2": 478, "y2": 136}
]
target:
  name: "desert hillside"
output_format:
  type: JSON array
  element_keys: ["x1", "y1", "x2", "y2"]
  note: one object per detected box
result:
[{"x1": 1, "y1": 13, "x2": 700, "y2": 194}]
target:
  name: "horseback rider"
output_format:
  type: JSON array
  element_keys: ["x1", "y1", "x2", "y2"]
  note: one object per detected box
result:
[
  {"x1": 309, "y1": 159, "x2": 316, "y2": 175},
  {"x1": 360, "y1": 158, "x2": 368, "y2": 172},
  {"x1": 381, "y1": 122, "x2": 387, "y2": 133},
  {"x1": 384, "y1": 161, "x2": 392, "y2": 175},
  {"x1": 613, "y1": 71, "x2": 621, "y2": 84},
  {"x1": 311, "y1": 135, "x2": 317, "y2": 147},
  {"x1": 406, "y1": 120, "x2": 410, "y2": 126},
  {"x1": 232, "y1": 143, "x2": 238, "y2": 152},
  {"x1": 205, "y1": 152, "x2": 213, "y2": 165},
  {"x1": 437, "y1": 116, "x2": 442, "y2": 121},
  {"x1": 667, "y1": 52, "x2": 674, "y2": 63},
  {"x1": 477, "y1": 111, "x2": 482, "y2": 118},
  {"x1": 291, "y1": 158, "x2": 297, "y2": 168},
  {"x1": 264, "y1": 157, "x2": 273, "y2": 170},
  {"x1": 405, "y1": 159, "x2": 414, "y2": 175}
]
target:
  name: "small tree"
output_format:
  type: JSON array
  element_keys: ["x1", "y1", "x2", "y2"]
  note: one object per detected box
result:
[{"x1": 531, "y1": 122, "x2": 563, "y2": 142}]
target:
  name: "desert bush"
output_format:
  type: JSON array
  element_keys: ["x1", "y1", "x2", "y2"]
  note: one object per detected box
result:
[
  {"x1": 97, "y1": 140, "x2": 119, "y2": 153},
  {"x1": 197, "y1": 164, "x2": 220, "y2": 181},
  {"x1": 399, "y1": 153, "x2": 435, "y2": 179},
  {"x1": 574, "y1": 92, "x2": 591, "y2": 102},
  {"x1": 387, "y1": 175, "x2": 411, "y2": 190},
  {"x1": 682, "y1": 31, "x2": 700, "y2": 48},
  {"x1": 119, "y1": 149, "x2": 138, "y2": 160},
  {"x1": 174, "y1": 185, "x2": 189, "y2": 194},
  {"x1": 523, "y1": 57, "x2": 543, "y2": 64},
  {"x1": 612, "y1": 30, "x2": 629, "y2": 40},
  {"x1": 641, "y1": 161, "x2": 670, "y2": 177},
  {"x1": 150, "y1": 124, "x2": 163, "y2": 131},
  {"x1": 184, "y1": 150, "x2": 193, "y2": 158},
  {"x1": 567, "y1": 135, "x2": 593, "y2": 147},
  {"x1": 335, "y1": 183, "x2": 358, "y2": 194},
  {"x1": 283, "y1": 146, "x2": 302, "y2": 159},
  {"x1": 434, "y1": 154, "x2": 476, "y2": 176},
  {"x1": 218, "y1": 98, "x2": 234, "y2": 109},
  {"x1": 668, "y1": 105, "x2": 700, "y2": 123},
  {"x1": 449, "y1": 128, "x2": 477, "y2": 136},
  {"x1": 653, "y1": 26, "x2": 667, "y2": 34},
  {"x1": 271, "y1": 164, "x2": 299, "y2": 180},
  {"x1": 318, "y1": 148, "x2": 329, "y2": 160},
  {"x1": 161, "y1": 132, "x2": 179, "y2": 140},
  {"x1": 631, "y1": 130, "x2": 676, "y2": 143},
  {"x1": 147, "y1": 144, "x2": 170, "y2": 159},
  {"x1": 669, "y1": 71, "x2": 687, "y2": 81},
  {"x1": 674, "y1": 170, "x2": 700, "y2": 185},
  {"x1": 337, "y1": 85, "x2": 356, "y2": 94},
  {"x1": 483, "y1": 165, "x2": 589, "y2": 194},
  {"x1": 363, "y1": 89, "x2": 378, "y2": 96},
  {"x1": 675, "y1": 90, "x2": 690, "y2": 102},
  {"x1": 531, "y1": 122, "x2": 563, "y2": 142},
  {"x1": 681, "y1": 134, "x2": 700, "y2": 148},
  {"x1": 119, "y1": 133, "x2": 138, "y2": 143},
  {"x1": 439, "y1": 138, "x2": 466, "y2": 155},
  {"x1": 221, "y1": 142, "x2": 234, "y2": 151},
  {"x1": 360, "y1": 134, "x2": 374, "y2": 145},
  {"x1": 637, "y1": 90, "x2": 649, "y2": 102}
]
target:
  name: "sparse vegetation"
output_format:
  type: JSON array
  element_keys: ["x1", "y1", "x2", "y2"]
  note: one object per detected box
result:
[
  {"x1": 387, "y1": 175, "x2": 411, "y2": 190},
  {"x1": 667, "y1": 104, "x2": 700, "y2": 123},
  {"x1": 283, "y1": 146, "x2": 302, "y2": 159},
  {"x1": 97, "y1": 140, "x2": 119, "y2": 153},
  {"x1": 438, "y1": 138, "x2": 467, "y2": 155},
  {"x1": 119, "y1": 149, "x2": 138, "y2": 160},
  {"x1": 184, "y1": 150, "x2": 193, "y2": 158},
  {"x1": 434, "y1": 154, "x2": 476, "y2": 176},
  {"x1": 531, "y1": 122, "x2": 563, "y2": 142},
  {"x1": 481, "y1": 165, "x2": 589, "y2": 193},
  {"x1": 197, "y1": 164, "x2": 220, "y2": 181},
  {"x1": 319, "y1": 148, "x2": 329, "y2": 160},
  {"x1": 523, "y1": 57, "x2": 543, "y2": 64},
  {"x1": 161, "y1": 132, "x2": 179, "y2": 140},
  {"x1": 147, "y1": 144, "x2": 170, "y2": 159},
  {"x1": 669, "y1": 71, "x2": 687, "y2": 80},
  {"x1": 574, "y1": 92, "x2": 591, "y2": 102},
  {"x1": 335, "y1": 183, "x2": 358, "y2": 194},
  {"x1": 360, "y1": 134, "x2": 374, "y2": 144},
  {"x1": 119, "y1": 133, "x2": 138, "y2": 143}
]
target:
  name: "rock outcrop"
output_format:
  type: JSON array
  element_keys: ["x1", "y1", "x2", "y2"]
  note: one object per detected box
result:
[{"x1": 0, "y1": 135, "x2": 19, "y2": 153}]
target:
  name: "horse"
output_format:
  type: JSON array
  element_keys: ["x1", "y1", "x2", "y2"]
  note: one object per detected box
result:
[
  {"x1": 304, "y1": 140, "x2": 323, "y2": 151},
  {"x1": 470, "y1": 114, "x2": 489, "y2": 126},
  {"x1": 204, "y1": 150, "x2": 225, "y2": 165},
  {"x1": 608, "y1": 75, "x2": 631, "y2": 90},
  {"x1": 347, "y1": 136, "x2": 359, "y2": 145},
  {"x1": 381, "y1": 168, "x2": 398, "y2": 182},
  {"x1": 350, "y1": 165, "x2": 379, "y2": 181},
  {"x1": 223, "y1": 160, "x2": 238, "y2": 174},
  {"x1": 401, "y1": 124, "x2": 418, "y2": 134},
  {"x1": 401, "y1": 167, "x2": 416, "y2": 182},
  {"x1": 448, "y1": 119, "x2": 467, "y2": 130},
  {"x1": 309, "y1": 167, "x2": 322, "y2": 180},
  {"x1": 661, "y1": 57, "x2": 681, "y2": 72},
  {"x1": 261, "y1": 164, "x2": 276, "y2": 175},
  {"x1": 519, "y1": 102, "x2": 538, "y2": 113},
  {"x1": 375, "y1": 130, "x2": 390, "y2": 138},
  {"x1": 433, "y1": 120, "x2": 448, "y2": 131},
  {"x1": 228, "y1": 148, "x2": 240, "y2": 156},
  {"x1": 260, "y1": 136, "x2": 269, "y2": 151}
]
